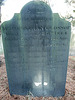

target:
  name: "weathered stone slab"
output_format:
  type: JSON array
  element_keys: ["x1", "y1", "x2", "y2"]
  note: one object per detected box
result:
[{"x1": 1, "y1": 1, "x2": 71, "y2": 97}]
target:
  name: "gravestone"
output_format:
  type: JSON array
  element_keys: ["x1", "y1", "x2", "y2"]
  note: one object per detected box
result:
[{"x1": 1, "y1": 1, "x2": 71, "y2": 97}]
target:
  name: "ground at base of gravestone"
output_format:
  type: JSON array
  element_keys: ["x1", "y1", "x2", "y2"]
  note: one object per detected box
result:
[{"x1": 0, "y1": 55, "x2": 75, "y2": 100}]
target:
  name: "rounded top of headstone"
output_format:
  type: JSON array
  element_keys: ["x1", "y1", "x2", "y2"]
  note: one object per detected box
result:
[
  {"x1": 21, "y1": 1, "x2": 52, "y2": 29},
  {"x1": 21, "y1": 1, "x2": 52, "y2": 14}
]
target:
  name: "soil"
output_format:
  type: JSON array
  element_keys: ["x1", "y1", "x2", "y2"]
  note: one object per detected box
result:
[{"x1": 0, "y1": 55, "x2": 75, "y2": 100}]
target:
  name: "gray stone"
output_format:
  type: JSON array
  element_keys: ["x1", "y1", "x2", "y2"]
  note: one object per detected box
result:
[{"x1": 1, "y1": 1, "x2": 71, "y2": 97}]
